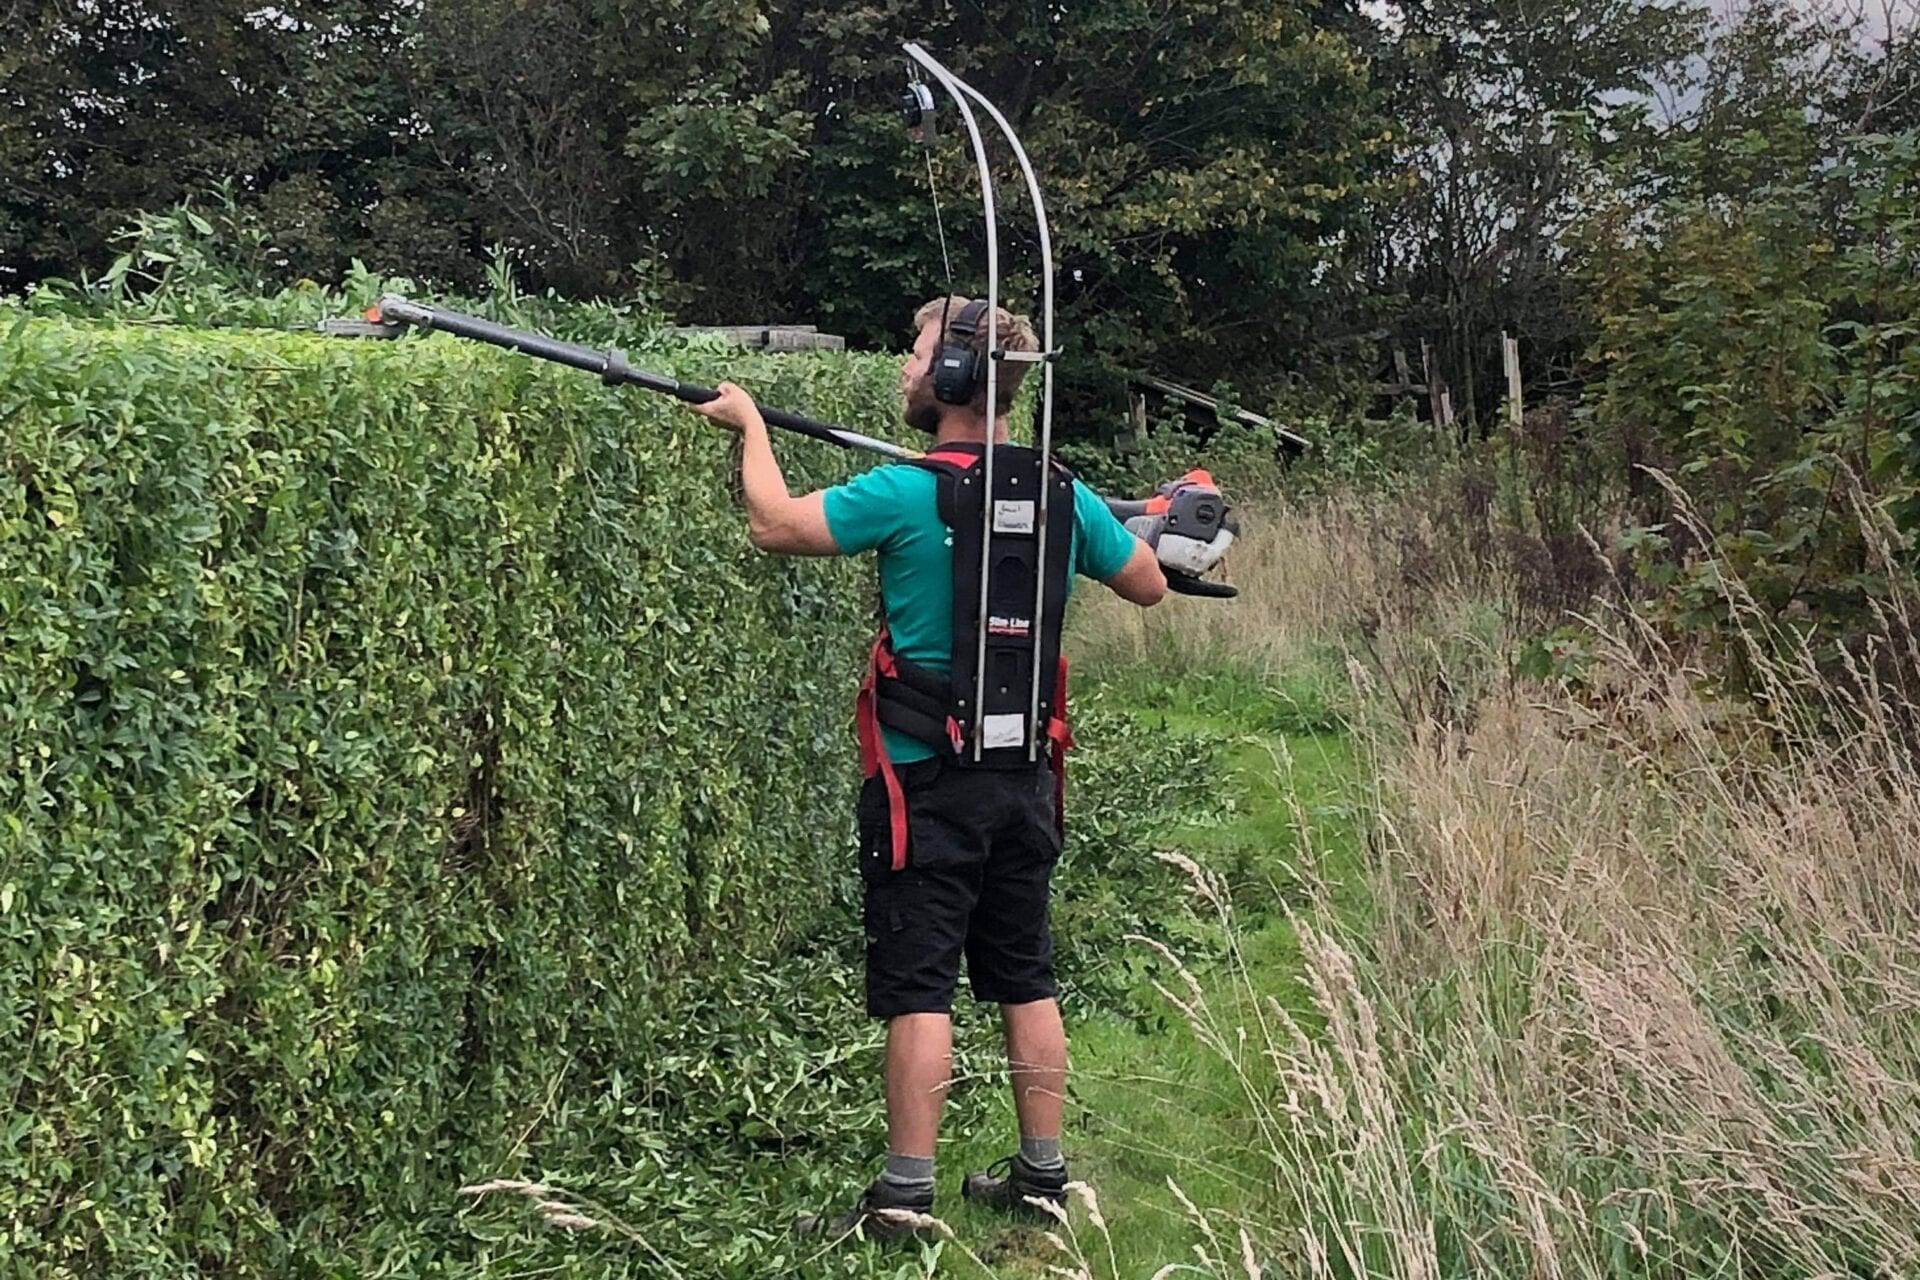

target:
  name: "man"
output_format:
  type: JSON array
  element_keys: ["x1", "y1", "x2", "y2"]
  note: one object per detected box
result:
[{"x1": 689, "y1": 297, "x2": 1170, "y2": 1238}]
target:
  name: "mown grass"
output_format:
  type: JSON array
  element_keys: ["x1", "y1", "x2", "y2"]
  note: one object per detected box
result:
[
  {"x1": 454, "y1": 659, "x2": 1360, "y2": 1279},
  {"x1": 444, "y1": 668, "x2": 1269, "y2": 1280},
  {"x1": 912, "y1": 666, "x2": 1368, "y2": 1279}
]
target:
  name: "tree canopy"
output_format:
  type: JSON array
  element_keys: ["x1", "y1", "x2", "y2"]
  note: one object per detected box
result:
[{"x1": 5, "y1": 0, "x2": 1916, "y2": 431}]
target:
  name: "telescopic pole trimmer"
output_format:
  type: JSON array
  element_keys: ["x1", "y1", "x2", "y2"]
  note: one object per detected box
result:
[
  {"x1": 366, "y1": 294, "x2": 920, "y2": 461},
  {"x1": 344, "y1": 294, "x2": 1239, "y2": 599}
]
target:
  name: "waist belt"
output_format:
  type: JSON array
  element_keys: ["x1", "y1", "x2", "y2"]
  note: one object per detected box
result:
[{"x1": 855, "y1": 636, "x2": 1073, "y2": 872}]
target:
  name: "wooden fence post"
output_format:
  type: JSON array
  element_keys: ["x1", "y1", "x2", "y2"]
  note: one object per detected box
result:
[
  {"x1": 1502, "y1": 331, "x2": 1523, "y2": 430},
  {"x1": 1422, "y1": 338, "x2": 1455, "y2": 431}
]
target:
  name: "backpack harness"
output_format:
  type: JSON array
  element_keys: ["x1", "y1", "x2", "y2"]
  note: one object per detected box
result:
[{"x1": 855, "y1": 442, "x2": 1078, "y2": 870}]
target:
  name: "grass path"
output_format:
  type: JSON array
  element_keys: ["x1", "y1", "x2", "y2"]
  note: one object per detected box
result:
[
  {"x1": 496, "y1": 668, "x2": 1365, "y2": 1280},
  {"x1": 924, "y1": 674, "x2": 1366, "y2": 1277}
]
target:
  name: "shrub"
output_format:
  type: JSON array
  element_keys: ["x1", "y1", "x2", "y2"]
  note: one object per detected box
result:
[
  {"x1": 0, "y1": 311, "x2": 1226, "y2": 1275},
  {"x1": 0, "y1": 314, "x2": 891, "y2": 1274}
]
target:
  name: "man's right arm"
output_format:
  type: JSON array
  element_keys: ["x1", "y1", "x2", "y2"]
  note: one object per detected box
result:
[{"x1": 821, "y1": 465, "x2": 910, "y2": 558}]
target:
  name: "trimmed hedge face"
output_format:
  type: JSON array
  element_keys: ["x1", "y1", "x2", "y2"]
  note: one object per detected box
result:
[{"x1": 0, "y1": 317, "x2": 895, "y2": 1273}]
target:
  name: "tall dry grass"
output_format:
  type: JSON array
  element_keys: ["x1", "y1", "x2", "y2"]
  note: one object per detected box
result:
[
  {"x1": 1081, "y1": 483, "x2": 1920, "y2": 1277},
  {"x1": 1070, "y1": 499, "x2": 1395, "y2": 681},
  {"x1": 1072, "y1": 484, "x2": 1524, "y2": 747}
]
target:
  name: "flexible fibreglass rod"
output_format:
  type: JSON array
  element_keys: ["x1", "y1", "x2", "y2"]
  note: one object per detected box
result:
[
  {"x1": 904, "y1": 43, "x2": 1001, "y2": 763},
  {"x1": 936, "y1": 58, "x2": 1060, "y2": 763}
]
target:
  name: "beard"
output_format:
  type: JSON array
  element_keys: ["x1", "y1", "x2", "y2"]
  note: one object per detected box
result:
[{"x1": 903, "y1": 381, "x2": 943, "y2": 435}]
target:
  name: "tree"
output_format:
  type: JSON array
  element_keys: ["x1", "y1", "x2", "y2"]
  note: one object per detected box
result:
[
  {"x1": 785, "y1": 0, "x2": 1392, "y2": 413},
  {"x1": 4, "y1": 0, "x2": 1390, "y2": 427},
  {"x1": 1358, "y1": 0, "x2": 1705, "y2": 428}
]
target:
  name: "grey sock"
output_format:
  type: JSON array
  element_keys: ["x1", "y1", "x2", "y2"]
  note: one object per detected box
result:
[
  {"x1": 1020, "y1": 1136, "x2": 1065, "y2": 1170},
  {"x1": 881, "y1": 1152, "x2": 936, "y2": 1191}
]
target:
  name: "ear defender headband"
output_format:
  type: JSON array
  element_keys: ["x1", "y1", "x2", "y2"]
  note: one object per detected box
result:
[{"x1": 932, "y1": 298, "x2": 991, "y2": 406}]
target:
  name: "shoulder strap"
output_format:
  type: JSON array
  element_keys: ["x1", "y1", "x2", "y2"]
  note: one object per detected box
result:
[
  {"x1": 908, "y1": 443, "x2": 982, "y2": 528},
  {"x1": 918, "y1": 443, "x2": 984, "y2": 469}
]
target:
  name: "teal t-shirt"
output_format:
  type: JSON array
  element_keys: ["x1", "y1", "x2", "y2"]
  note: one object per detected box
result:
[{"x1": 824, "y1": 463, "x2": 1138, "y2": 762}]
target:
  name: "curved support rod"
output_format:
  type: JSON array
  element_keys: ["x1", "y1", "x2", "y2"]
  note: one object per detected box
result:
[
  {"x1": 940, "y1": 67, "x2": 1060, "y2": 761},
  {"x1": 904, "y1": 42, "x2": 1003, "y2": 762}
]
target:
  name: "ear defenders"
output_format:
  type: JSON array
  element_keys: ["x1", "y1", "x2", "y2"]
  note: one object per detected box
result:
[{"x1": 932, "y1": 298, "x2": 991, "y2": 406}]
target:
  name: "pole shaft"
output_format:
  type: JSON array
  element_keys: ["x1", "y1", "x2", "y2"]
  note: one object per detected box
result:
[{"x1": 374, "y1": 295, "x2": 920, "y2": 460}]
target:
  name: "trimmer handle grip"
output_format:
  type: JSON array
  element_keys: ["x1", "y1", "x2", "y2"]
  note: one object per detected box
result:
[{"x1": 1165, "y1": 571, "x2": 1238, "y2": 599}]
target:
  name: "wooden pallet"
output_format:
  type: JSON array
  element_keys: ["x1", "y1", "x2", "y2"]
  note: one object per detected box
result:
[{"x1": 672, "y1": 325, "x2": 846, "y2": 352}]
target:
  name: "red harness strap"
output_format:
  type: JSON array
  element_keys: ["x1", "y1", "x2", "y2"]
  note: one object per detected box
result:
[
  {"x1": 857, "y1": 637, "x2": 913, "y2": 871},
  {"x1": 859, "y1": 639, "x2": 1075, "y2": 870},
  {"x1": 1047, "y1": 655, "x2": 1073, "y2": 840},
  {"x1": 921, "y1": 444, "x2": 982, "y2": 468}
]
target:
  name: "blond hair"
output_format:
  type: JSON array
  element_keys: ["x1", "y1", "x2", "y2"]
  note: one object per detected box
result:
[{"x1": 912, "y1": 296, "x2": 1039, "y2": 415}]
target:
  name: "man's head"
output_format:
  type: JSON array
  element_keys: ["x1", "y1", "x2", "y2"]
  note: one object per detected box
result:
[{"x1": 900, "y1": 296, "x2": 1040, "y2": 436}]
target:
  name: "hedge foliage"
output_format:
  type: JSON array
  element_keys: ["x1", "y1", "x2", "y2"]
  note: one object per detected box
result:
[
  {"x1": 0, "y1": 311, "x2": 1222, "y2": 1276},
  {"x1": 0, "y1": 313, "x2": 910, "y2": 1274}
]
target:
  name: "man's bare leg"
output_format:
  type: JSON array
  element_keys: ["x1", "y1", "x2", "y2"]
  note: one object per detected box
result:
[
  {"x1": 885, "y1": 1012, "x2": 954, "y2": 1156},
  {"x1": 1001, "y1": 998, "x2": 1067, "y2": 1144},
  {"x1": 793, "y1": 1012, "x2": 950, "y2": 1236},
  {"x1": 957, "y1": 997, "x2": 1069, "y2": 1213}
]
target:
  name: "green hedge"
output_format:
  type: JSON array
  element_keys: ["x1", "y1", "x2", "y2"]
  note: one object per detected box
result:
[{"x1": 0, "y1": 315, "x2": 896, "y2": 1274}]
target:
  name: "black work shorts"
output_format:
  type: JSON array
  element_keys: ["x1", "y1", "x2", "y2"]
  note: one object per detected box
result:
[{"x1": 858, "y1": 758, "x2": 1063, "y2": 1019}]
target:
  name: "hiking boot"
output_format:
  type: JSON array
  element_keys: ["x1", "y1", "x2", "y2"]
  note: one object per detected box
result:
[
  {"x1": 792, "y1": 1177, "x2": 936, "y2": 1242},
  {"x1": 960, "y1": 1152, "x2": 1068, "y2": 1219}
]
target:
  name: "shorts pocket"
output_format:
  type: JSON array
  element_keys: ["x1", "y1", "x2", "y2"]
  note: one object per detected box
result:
[
  {"x1": 1027, "y1": 770, "x2": 1065, "y2": 861},
  {"x1": 863, "y1": 866, "x2": 919, "y2": 936},
  {"x1": 857, "y1": 779, "x2": 895, "y2": 882},
  {"x1": 858, "y1": 762, "x2": 948, "y2": 879}
]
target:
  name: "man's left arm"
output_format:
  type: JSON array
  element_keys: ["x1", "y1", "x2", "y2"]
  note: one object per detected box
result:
[
  {"x1": 693, "y1": 382, "x2": 841, "y2": 556},
  {"x1": 1075, "y1": 480, "x2": 1166, "y2": 606}
]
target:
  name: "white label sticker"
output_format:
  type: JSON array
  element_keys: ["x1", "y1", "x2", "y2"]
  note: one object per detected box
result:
[
  {"x1": 982, "y1": 713, "x2": 1027, "y2": 749},
  {"x1": 993, "y1": 500, "x2": 1036, "y2": 534}
]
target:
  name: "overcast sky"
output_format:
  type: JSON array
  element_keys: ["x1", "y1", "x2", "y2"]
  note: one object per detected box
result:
[
  {"x1": 1752, "y1": 0, "x2": 1906, "y2": 36},
  {"x1": 1362, "y1": 0, "x2": 1911, "y2": 41}
]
